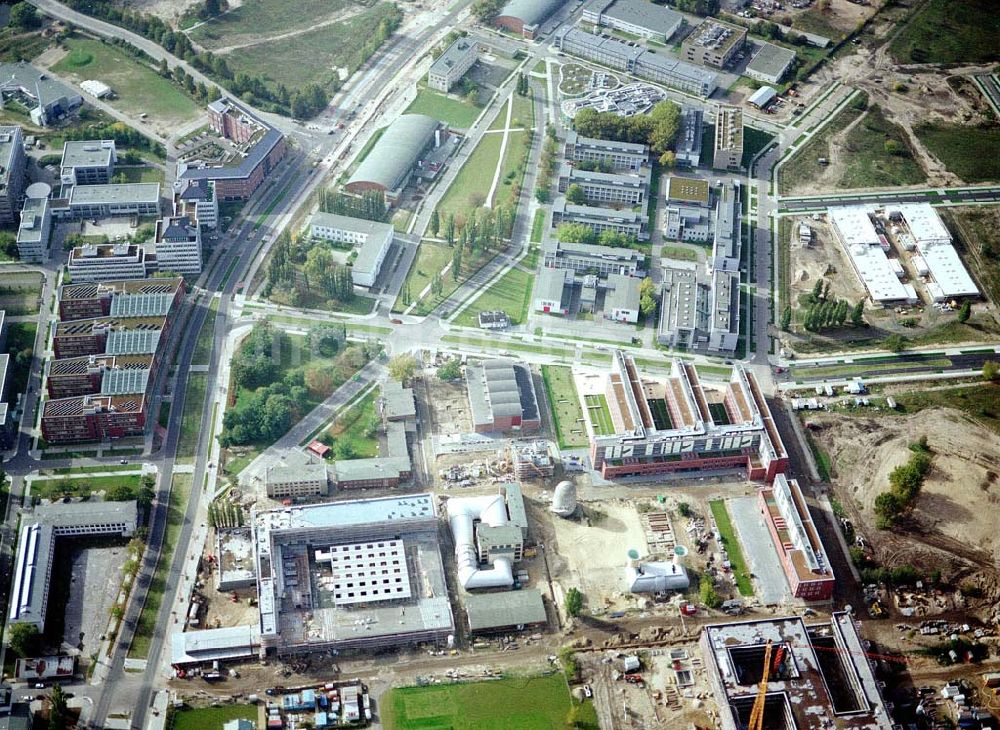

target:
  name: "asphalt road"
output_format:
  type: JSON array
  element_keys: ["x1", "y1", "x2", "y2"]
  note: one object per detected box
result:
[
  {"x1": 780, "y1": 185, "x2": 1000, "y2": 211},
  {"x1": 783, "y1": 350, "x2": 996, "y2": 383}
]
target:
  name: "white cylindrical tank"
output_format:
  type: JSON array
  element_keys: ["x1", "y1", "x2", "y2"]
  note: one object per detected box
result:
[{"x1": 550, "y1": 480, "x2": 577, "y2": 517}]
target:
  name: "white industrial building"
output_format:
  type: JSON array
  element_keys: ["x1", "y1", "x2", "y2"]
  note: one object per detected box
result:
[
  {"x1": 582, "y1": 0, "x2": 683, "y2": 42},
  {"x1": 828, "y1": 206, "x2": 911, "y2": 304},
  {"x1": 309, "y1": 212, "x2": 394, "y2": 288},
  {"x1": 893, "y1": 203, "x2": 979, "y2": 301},
  {"x1": 745, "y1": 43, "x2": 797, "y2": 85}
]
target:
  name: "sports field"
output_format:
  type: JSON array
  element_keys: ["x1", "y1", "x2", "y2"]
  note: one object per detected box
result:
[
  {"x1": 585, "y1": 394, "x2": 615, "y2": 436},
  {"x1": 381, "y1": 674, "x2": 596, "y2": 730}
]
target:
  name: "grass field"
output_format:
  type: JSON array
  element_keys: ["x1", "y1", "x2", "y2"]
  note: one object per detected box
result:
[
  {"x1": 131, "y1": 473, "x2": 191, "y2": 658},
  {"x1": 661, "y1": 245, "x2": 697, "y2": 262},
  {"x1": 492, "y1": 128, "x2": 530, "y2": 209},
  {"x1": 189, "y1": 0, "x2": 353, "y2": 49},
  {"x1": 889, "y1": 0, "x2": 1000, "y2": 64},
  {"x1": 0, "y1": 272, "x2": 42, "y2": 315},
  {"x1": 168, "y1": 704, "x2": 257, "y2": 730},
  {"x1": 6, "y1": 322, "x2": 35, "y2": 410},
  {"x1": 453, "y1": 265, "x2": 534, "y2": 327},
  {"x1": 585, "y1": 394, "x2": 615, "y2": 436},
  {"x1": 790, "y1": 357, "x2": 952, "y2": 380},
  {"x1": 30, "y1": 473, "x2": 142, "y2": 500},
  {"x1": 394, "y1": 242, "x2": 452, "y2": 312},
  {"x1": 52, "y1": 38, "x2": 199, "y2": 126},
  {"x1": 890, "y1": 383, "x2": 1000, "y2": 434},
  {"x1": 382, "y1": 674, "x2": 596, "y2": 730},
  {"x1": 708, "y1": 499, "x2": 754, "y2": 597},
  {"x1": 942, "y1": 206, "x2": 1000, "y2": 303},
  {"x1": 224, "y1": 3, "x2": 400, "y2": 93},
  {"x1": 317, "y1": 387, "x2": 379, "y2": 456},
  {"x1": 177, "y1": 373, "x2": 207, "y2": 463},
  {"x1": 406, "y1": 88, "x2": 482, "y2": 129},
  {"x1": 541, "y1": 365, "x2": 588, "y2": 449},
  {"x1": 778, "y1": 95, "x2": 866, "y2": 194},
  {"x1": 530, "y1": 209, "x2": 546, "y2": 243},
  {"x1": 192, "y1": 297, "x2": 219, "y2": 367},
  {"x1": 44, "y1": 464, "x2": 139, "y2": 476},
  {"x1": 836, "y1": 106, "x2": 926, "y2": 189},
  {"x1": 436, "y1": 133, "x2": 503, "y2": 224},
  {"x1": 914, "y1": 123, "x2": 1000, "y2": 183}
]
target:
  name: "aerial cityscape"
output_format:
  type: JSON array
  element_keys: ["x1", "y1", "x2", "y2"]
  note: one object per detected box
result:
[{"x1": 0, "y1": 0, "x2": 996, "y2": 728}]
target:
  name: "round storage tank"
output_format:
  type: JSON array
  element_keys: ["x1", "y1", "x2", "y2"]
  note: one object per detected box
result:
[
  {"x1": 550, "y1": 480, "x2": 577, "y2": 517},
  {"x1": 25, "y1": 181, "x2": 51, "y2": 199}
]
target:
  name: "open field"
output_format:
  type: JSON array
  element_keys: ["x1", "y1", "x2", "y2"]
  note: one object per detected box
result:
[
  {"x1": 708, "y1": 500, "x2": 754, "y2": 596},
  {"x1": 30, "y1": 473, "x2": 143, "y2": 501},
  {"x1": 177, "y1": 373, "x2": 207, "y2": 463},
  {"x1": 130, "y1": 473, "x2": 191, "y2": 658},
  {"x1": 541, "y1": 365, "x2": 588, "y2": 448},
  {"x1": 0, "y1": 271, "x2": 42, "y2": 315},
  {"x1": 453, "y1": 265, "x2": 534, "y2": 327},
  {"x1": 435, "y1": 133, "x2": 502, "y2": 225},
  {"x1": 584, "y1": 394, "x2": 614, "y2": 436},
  {"x1": 914, "y1": 124, "x2": 1000, "y2": 183},
  {"x1": 406, "y1": 88, "x2": 482, "y2": 129},
  {"x1": 942, "y1": 206, "x2": 1000, "y2": 304},
  {"x1": 189, "y1": 0, "x2": 353, "y2": 49},
  {"x1": 168, "y1": 704, "x2": 257, "y2": 730},
  {"x1": 394, "y1": 242, "x2": 452, "y2": 312},
  {"x1": 889, "y1": 0, "x2": 1000, "y2": 64},
  {"x1": 317, "y1": 387, "x2": 379, "y2": 457},
  {"x1": 51, "y1": 38, "x2": 200, "y2": 130},
  {"x1": 778, "y1": 95, "x2": 865, "y2": 195},
  {"x1": 837, "y1": 106, "x2": 925, "y2": 189},
  {"x1": 382, "y1": 674, "x2": 594, "y2": 730},
  {"x1": 224, "y1": 3, "x2": 400, "y2": 93}
]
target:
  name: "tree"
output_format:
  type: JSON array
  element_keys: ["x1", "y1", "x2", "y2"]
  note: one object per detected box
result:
[
  {"x1": 810, "y1": 278, "x2": 824, "y2": 303},
  {"x1": 564, "y1": 587, "x2": 584, "y2": 617},
  {"x1": 106, "y1": 483, "x2": 136, "y2": 502},
  {"x1": 699, "y1": 575, "x2": 721, "y2": 608},
  {"x1": 49, "y1": 683, "x2": 68, "y2": 730},
  {"x1": 780, "y1": 306, "x2": 791, "y2": 331},
  {"x1": 470, "y1": 0, "x2": 504, "y2": 23},
  {"x1": 884, "y1": 139, "x2": 906, "y2": 156},
  {"x1": 564, "y1": 183, "x2": 587, "y2": 205},
  {"x1": 429, "y1": 209, "x2": 440, "y2": 237},
  {"x1": 11, "y1": 2, "x2": 41, "y2": 30},
  {"x1": 308, "y1": 323, "x2": 347, "y2": 357},
  {"x1": 851, "y1": 299, "x2": 865, "y2": 327},
  {"x1": 203, "y1": 0, "x2": 222, "y2": 17},
  {"x1": 677, "y1": 502, "x2": 692, "y2": 518},
  {"x1": 957, "y1": 300, "x2": 971, "y2": 324},
  {"x1": 983, "y1": 360, "x2": 1000, "y2": 382},
  {"x1": 388, "y1": 353, "x2": 418, "y2": 383},
  {"x1": 557, "y1": 223, "x2": 598, "y2": 245},
  {"x1": 535, "y1": 187, "x2": 551, "y2": 203},
  {"x1": 874, "y1": 491, "x2": 903, "y2": 528},
  {"x1": 885, "y1": 333, "x2": 906, "y2": 353},
  {"x1": 438, "y1": 358, "x2": 462, "y2": 381},
  {"x1": 8, "y1": 623, "x2": 40, "y2": 658},
  {"x1": 659, "y1": 150, "x2": 676, "y2": 167},
  {"x1": 639, "y1": 277, "x2": 657, "y2": 317}
]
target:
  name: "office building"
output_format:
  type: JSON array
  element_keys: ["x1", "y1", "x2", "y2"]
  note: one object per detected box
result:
[
  {"x1": 0, "y1": 62, "x2": 82, "y2": 126},
  {"x1": 533, "y1": 266, "x2": 573, "y2": 315},
  {"x1": 584, "y1": 352, "x2": 787, "y2": 481},
  {"x1": 582, "y1": 0, "x2": 683, "y2": 42},
  {"x1": 67, "y1": 243, "x2": 152, "y2": 282},
  {"x1": 675, "y1": 106, "x2": 704, "y2": 167},
  {"x1": 60, "y1": 139, "x2": 115, "y2": 185},
  {"x1": 563, "y1": 130, "x2": 648, "y2": 172},
  {"x1": 0, "y1": 126, "x2": 26, "y2": 225},
  {"x1": 603, "y1": 272, "x2": 641, "y2": 323},
  {"x1": 701, "y1": 613, "x2": 894, "y2": 730},
  {"x1": 746, "y1": 42, "x2": 797, "y2": 84},
  {"x1": 542, "y1": 239, "x2": 644, "y2": 277},
  {"x1": 57, "y1": 277, "x2": 183, "y2": 322},
  {"x1": 682, "y1": 18, "x2": 747, "y2": 68},
  {"x1": 15, "y1": 191, "x2": 50, "y2": 262},
  {"x1": 558, "y1": 163, "x2": 651, "y2": 205},
  {"x1": 52, "y1": 182, "x2": 161, "y2": 220},
  {"x1": 713, "y1": 105, "x2": 743, "y2": 170},
  {"x1": 428, "y1": 37, "x2": 479, "y2": 92},
  {"x1": 153, "y1": 215, "x2": 202, "y2": 275},
  {"x1": 657, "y1": 265, "x2": 704, "y2": 349},
  {"x1": 466, "y1": 359, "x2": 541, "y2": 434},
  {"x1": 552, "y1": 196, "x2": 645, "y2": 240},
  {"x1": 308, "y1": 212, "x2": 394, "y2": 288},
  {"x1": 493, "y1": 0, "x2": 565, "y2": 38},
  {"x1": 175, "y1": 179, "x2": 218, "y2": 229},
  {"x1": 9, "y1": 501, "x2": 137, "y2": 632}
]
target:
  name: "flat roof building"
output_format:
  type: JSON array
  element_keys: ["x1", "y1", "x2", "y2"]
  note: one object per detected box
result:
[
  {"x1": 746, "y1": 42, "x2": 797, "y2": 84},
  {"x1": 893, "y1": 203, "x2": 979, "y2": 300},
  {"x1": 552, "y1": 196, "x2": 645, "y2": 240},
  {"x1": 542, "y1": 239, "x2": 644, "y2": 277},
  {"x1": 466, "y1": 359, "x2": 541, "y2": 434},
  {"x1": 675, "y1": 106, "x2": 704, "y2": 167},
  {"x1": 564, "y1": 130, "x2": 648, "y2": 172},
  {"x1": 682, "y1": 18, "x2": 747, "y2": 69},
  {"x1": 701, "y1": 613, "x2": 894, "y2": 730},
  {"x1": 713, "y1": 105, "x2": 743, "y2": 170},
  {"x1": 465, "y1": 589, "x2": 547, "y2": 634},
  {"x1": 604, "y1": 272, "x2": 641, "y2": 323},
  {"x1": 309, "y1": 212, "x2": 394, "y2": 288},
  {"x1": 428, "y1": 37, "x2": 479, "y2": 92},
  {"x1": 154, "y1": 215, "x2": 202, "y2": 275},
  {"x1": 494, "y1": 0, "x2": 565, "y2": 38},
  {"x1": 264, "y1": 452, "x2": 330, "y2": 500},
  {"x1": 666, "y1": 176, "x2": 710, "y2": 207},
  {"x1": 533, "y1": 266, "x2": 573, "y2": 316},
  {"x1": 0, "y1": 126, "x2": 26, "y2": 225},
  {"x1": 67, "y1": 243, "x2": 152, "y2": 283},
  {"x1": 346, "y1": 114, "x2": 442, "y2": 202},
  {"x1": 828, "y1": 206, "x2": 911, "y2": 304},
  {"x1": 557, "y1": 163, "x2": 651, "y2": 206},
  {"x1": 585, "y1": 352, "x2": 787, "y2": 481},
  {"x1": 60, "y1": 139, "x2": 115, "y2": 186},
  {"x1": 16, "y1": 193, "x2": 50, "y2": 263},
  {"x1": 658, "y1": 265, "x2": 704, "y2": 350},
  {"x1": 582, "y1": 0, "x2": 683, "y2": 42},
  {"x1": 52, "y1": 182, "x2": 161, "y2": 220}
]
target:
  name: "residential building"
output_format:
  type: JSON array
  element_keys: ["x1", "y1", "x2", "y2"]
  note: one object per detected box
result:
[
  {"x1": 603, "y1": 273, "x2": 641, "y2": 323},
  {"x1": 533, "y1": 266, "x2": 573, "y2": 315},
  {"x1": 9, "y1": 501, "x2": 138, "y2": 632},
  {"x1": 66, "y1": 243, "x2": 152, "y2": 282},
  {"x1": 542, "y1": 240, "x2": 644, "y2": 277},
  {"x1": 428, "y1": 37, "x2": 479, "y2": 91},
  {"x1": 51, "y1": 183, "x2": 161, "y2": 220},
  {"x1": 466, "y1": 359, "x2": 541, "y2": 433},
  {"x1": 582, "y1": 0, "x2": 683, "y2": 42},
  {"x1": 759, "y1": 474, "x2": 836, "y2": 601},
  {"x1": 557, "y1": 163, "x2": 651, "y2": 205},
  {"x1": 493, "y1": 0, "x2": 565, "y2": 38},
  {"x1": 701, "y1": 614, "x2": 894, "y2": 730},
  {"x1": 60, "y1": 139, "x2": 115, "y2": 185},
  {"x1": 682, "y1": 18, "x2": 747, "y2": 68},
  {"x1": 746, "y1": 42, "x2": 796, "y2": 84},
  {"x1": 308, "y1": 212, "x2": 394, "y2": 288},
  {"x1": 0, "y1": 62, "x2": 82, "y2": 126},
  {"x1": 555, "y1": 28, "x2": 717, "y2": 98},
  {"x1": 713, "y1": 105, "x2": 743, "y2": 170},
  {"x1": 675, "y1": 106, "x2": 703, "y2": 167},
  {"x1": 346, "y1": 114, "x2": 442, "y2": 202},
  {"x1": 153, "y1": 215, "x2": 202, "y2": 275},
  {"x1": 15, "y1": 193, "x2": 50, "y2": 262},
  {"x1": 563, "y1": 130, "x2": 648, "y2": 172},
  {"x1": 585, "y1": 352, "x2": 787, "y2": 481},
  {"x1": 175, "y1": 179, "x2": 218, "y2": 229},
  {"x1": 551, "y1": 197, "x2": 645, "y2": 240},
  {"x1": 0, "y1": 126, "x2": 26, "y2": 225}
]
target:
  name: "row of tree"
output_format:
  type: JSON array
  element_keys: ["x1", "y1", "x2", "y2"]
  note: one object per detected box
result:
[
  {"x1": 573, "y1": 101, "x2": 681, "y2": 166},
  {"x1": 320, "y1": 190, "x2": 388, "y2": 223},
  {"x1": 556, "y1": 223, "x2": 637, "y2": 249},
  {"x1": 208, "y1": 500, "x2": 245, "y2": 529},
  {"x1": 534, "y1": 125, "x2": 560, "y2": 203}
]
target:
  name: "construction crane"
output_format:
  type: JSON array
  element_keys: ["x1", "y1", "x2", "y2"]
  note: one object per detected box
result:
[{"x1": 747, "y1": 640, "x2": 773, "y2": 730}]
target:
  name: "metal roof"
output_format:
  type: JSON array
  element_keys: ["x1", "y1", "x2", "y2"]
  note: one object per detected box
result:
[
  {"x1": 604, "y1": 273, "x2": 641, "y2": 313},
  {"x1": 497, "y1": 0, "x2": 565, "y2": 28},
  {"x1": 588, "y1": 0, "x2": 682, "y2": 37},
  {"x1": 106, "y1": 328, "x2": 161, "y2": 355},
  {"x1": 101, "y1": 367, "x2": 149, "y2": 395},
  {"x1": 746, "y1": 42, "x2": 796, "y2": 81},
  {"x1": 747, "y1": 85, "x2": 777, "y2": 107},
  {"x1": 347, "y1": 114, "x2": 439, "y2": 192},
  {"x1": 109, "y1": 291, "x2": 175, "y2": 317},
  {"x1": 465, "y1": 589, "x2": 546, "y2": 631}
]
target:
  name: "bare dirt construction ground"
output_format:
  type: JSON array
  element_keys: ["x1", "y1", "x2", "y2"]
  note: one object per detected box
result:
[
  {"x1": 787, "y1": 216, "x2": 868, "y2": 311},
  {"x1": 786, "y1": 0, "x2": 878, "y2": 40},
  {"x1": 131, "y1": 0, "x2": 206, "y2": 24},
  {"x1": 809, "y1": 407, "x2": 1000, "y2": 602}
]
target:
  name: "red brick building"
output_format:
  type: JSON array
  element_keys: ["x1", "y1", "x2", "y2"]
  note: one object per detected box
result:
[{"x1": 41, "y1": 393, "x2": 148, "y2": 442}]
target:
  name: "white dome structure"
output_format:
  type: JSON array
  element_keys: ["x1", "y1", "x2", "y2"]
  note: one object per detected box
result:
[
  {"x1": 550, "y1": 480, "x2": 577, "y2": 517},
  {"x1": 25, "y1": 181, "x2": 51, "y2": 199}
]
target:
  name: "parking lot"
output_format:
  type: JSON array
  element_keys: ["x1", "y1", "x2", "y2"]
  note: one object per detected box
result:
[{"x1": 62, "y1": 543, "x2": 129, "y2": 658}]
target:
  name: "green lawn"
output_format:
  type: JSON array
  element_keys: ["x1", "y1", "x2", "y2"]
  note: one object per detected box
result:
[
  {"x1": 789, "y1": 8, "x2": 847, "y2": 40},
  {"x1": 189, "y1": 0, "x2": 353, "y2": 49},
  {"x1": 708, "y1": 500, "x2": 754, "y2": 597},
  {"x1": 790, "y1": 357, "x2": 952, "y2": 380},
  {"x1": 661, "y1": 245, "x2": 697, "y2": 262},
  {"x1": 169, "y1": 704, "x2": 257, "y2": 730},
  {"x1": 44, "y1": 464, "x2": 140, "y2": 476},
  {"x1": 192, "y1": 297, "x2": 219, "y2": 367},
  {"x1": 224, "y1": 3, "x2": 401, "y2": 93},
  {"x1": 492, "y1": 129, "x2": 530, "y2": 209},
  {"x1": 889, "y1": 0, "x2": 1000, "y2": 64},
  {"x1": 394, "y1": 242, "x2": 453, "y2": 312},
  {"x1": 942, "y1": 207, "x2": 1000, "y2": 303},
  {"x1": 541, "y1": 365, "x2": 588, "y2": 449},
  {"x1": 317, "y1": 388, "x2": 379, "y2": 456},
  {"x1": 382, "y1": 674, "x2": 596, "y2": 730},
  {"x1": 0, "y1": 272, "x2": 42, "y2": 315},
  {"x1": 177, "y1": 373, "x2": 207, "y2": 463},
  {"x1": 131, "y1": 473, "x2": 191, "y2": 659},
  {"x1": 52, "y1": 38, "x2": 199, "y2": 126},
  {"x1": 405, "y1": 88, "x2": 482, "y2": 129},
  {"x1": 885, "y1": 383, "x2": 1000, "y2": 435},
  {"x1": 836, "y1": 106, "x2": 926, "y2": 189},
  {"x1": 585, "y1": 394, "x2": 615, "y2": 436},
  {"x1": 530, "y1": 209, "x2": 546, "y2": 243},
  {"x1": 436, "y1": 133, "x2": 503, "y2": 224},
  {"x1": 914, "y1": 123, "x2": 1000, "y2": 183},
  {"x1": 30, "y1": 474, "x2": 142, "y2": 501},
  {"x1": 453, "y1": 265, "x2": 534, "y2": 327},
  {"x1": 6, "y1": 322, "x2": 35, "y2": 411},
  {"x1": 118, "y1": 166, "x2": 164, "y2": 184},
  {"x1": 442, "y1": 334, "x2": 575, "y2": 359}
]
